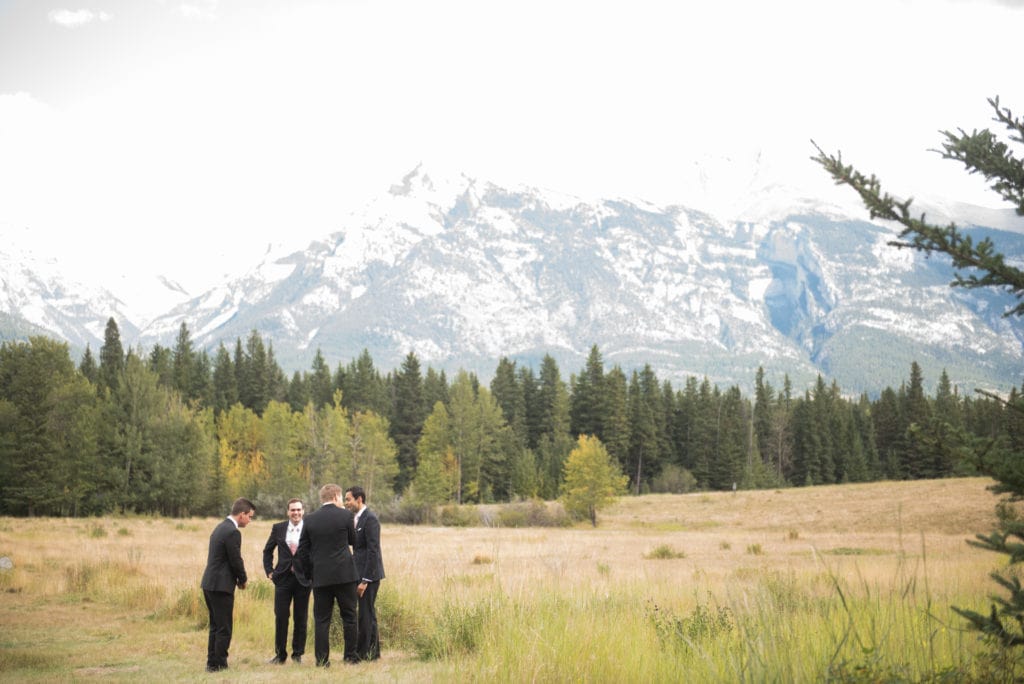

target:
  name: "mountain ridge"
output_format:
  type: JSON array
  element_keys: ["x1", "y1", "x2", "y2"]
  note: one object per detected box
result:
[{"x1": 3, "y1": 167, "x2": 1023, "y2": 396}]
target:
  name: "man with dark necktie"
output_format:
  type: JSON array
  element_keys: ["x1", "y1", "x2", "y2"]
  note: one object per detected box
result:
[{"x1": 263, "y1": 498, "x2": 311, "y2": 664}]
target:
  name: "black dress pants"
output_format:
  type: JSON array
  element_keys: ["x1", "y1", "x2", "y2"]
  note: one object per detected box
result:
[
  {"x1": 356, "y1": 581, "x2": 381, "y2": 660},
  {"x1": 312, "y1": 582, "x2": 357, "y2": 666},
  {"x1": 274, "y1": 574, "x2": 311, "y2": 659},
  {"x1": 203, "y1": 589, "x2": 234, "y2": 671}
]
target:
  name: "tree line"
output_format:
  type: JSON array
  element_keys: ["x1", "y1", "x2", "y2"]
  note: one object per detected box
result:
[{"x1": 1, "y1": 317, "x2": 1019, "y2": 517}]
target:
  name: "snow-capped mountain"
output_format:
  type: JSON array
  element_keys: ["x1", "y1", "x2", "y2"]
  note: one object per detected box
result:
[
  {"x1": 0, "y1": 247, "x2": 140, "y2": 347},
  {"x1": 3, "y1": 166, "x2": 1023, "y2": 395},
  {"x1": 138, "y1": 167, "x2": 1023, "y2": 394}
]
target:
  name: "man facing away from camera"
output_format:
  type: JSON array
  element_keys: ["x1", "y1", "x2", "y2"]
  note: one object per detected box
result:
[
  {"x1": 344, "y1": 485, "x2": 385, "y2": 661},
  {"x1": 296, "y1": 483, "x2": 359, "y2": 667},
  {"x1": 200, "y1": 497, "x2": 255, "y2": 673},
  {"x1": 263, "y1": 497, "x2": 311, "y2": 664}
]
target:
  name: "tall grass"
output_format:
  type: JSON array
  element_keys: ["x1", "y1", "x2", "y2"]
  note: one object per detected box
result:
[{"x1": 0, "y1": 478, "x2": 1007, "y2": 681}]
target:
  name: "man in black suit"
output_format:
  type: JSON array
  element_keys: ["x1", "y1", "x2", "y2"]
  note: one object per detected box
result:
[
  {"x1": 344, "y1": 485, "x2": 385, "y2": 661},
  {"x1": 296, "y1": 483, "x2": 359, "y2": 667},
  {"x1": 200, "y1": 497, "x2": 255, "y2": 673},
  {"x1": 262, "y1": 498, "x2": 311, "y2": 664}
]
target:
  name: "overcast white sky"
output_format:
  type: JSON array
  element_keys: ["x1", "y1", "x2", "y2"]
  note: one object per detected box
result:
[{"x1": 1, "y1": 0, "x2": 1023, "y2": 319}]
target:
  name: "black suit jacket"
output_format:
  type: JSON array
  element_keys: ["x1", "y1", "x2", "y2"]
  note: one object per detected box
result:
[
  {"x1": 263, "y1": 520, "x2": 308, "y2": 586},
  {"x1": 353, "y1": 508, "x2": 385, "y2": 583},
  {"x1": 200, "y1": 518, "x2": 247, "y2": 593},
  {"x1": 296, "y1": 503, "x2": 358, "y2": 588}
]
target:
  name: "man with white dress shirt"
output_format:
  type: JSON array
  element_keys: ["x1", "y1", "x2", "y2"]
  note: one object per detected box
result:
[
  {"x1": 344, "y1": 486, "x2": 385, "y2": 661},
  {"x1": 262, "y1": 498, "x2": 311, "y2": 664}
]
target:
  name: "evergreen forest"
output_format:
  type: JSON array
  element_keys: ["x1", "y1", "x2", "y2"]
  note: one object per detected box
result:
[{"x1": 1, "y1": 317, "x2": 1020, "y2": 518}]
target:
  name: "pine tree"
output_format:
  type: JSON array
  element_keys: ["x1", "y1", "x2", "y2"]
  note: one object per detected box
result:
[
  {"x1": 98, "y1": 317, "x2": 125, "y2": 393},
  {"x1": 675, "y1": 376, "x2": 700, "y2": 473},
  {"x1": 536, "y1": 355, "x2": 573, "y2": 499},
  {"x1": 193, "y1": 350, "x2": 212, "y2": 408},
  {"x1": 767, "y1": 375, "x2": 794, "y2": 481},
  {"x1": 873, "y1": 387, "x2": 905, "y2": 479},
  {"x1": 285, "y1": 371, "x2": 308, "y2": 412},
  {"x1": 422, "y1": 367, "x2": 449, "y2": 413},
  {"x1": 172, "y1": 322, "x2": 196, "y2": 401},
  {"x1": 690, "y1": 378, "x2": 716, "y2": 487},
  {"x1": 391, "y1": 351, "x2": 426, "y2": 493},
  {"x1": 341, "y1": 349, "x2": 388, "y2": 415},
  {"x1": 817, "y1": 96, "x2": 1024, "y2": 657},
  {"x1": 79, "y1": 344, "x2": 98, "y2": 385},
  {"x1": 308, "y1": 348, "x2": 334, "y2": 409},
  {"x1": 211, "y1": 343, "x2": 238, "y2": 415},
  {"x1": 518, "y1": 365, "x2": 542, "y2": 450},
  {"x1": 570, "y1": 345, "x2": 605, "y2": 439},
  {"x1": 265, "y1": 342, "x2": 289, "y2": 405},
  {"x1": 238, "y1": 330, "x2": 270, "y2": 414},
  {"x1": 901, "y1": 361, "x2": 933, "y2": 478},
  {"x1": 601, "y1": 366, "x2": 631, "y2": 469},
  {"x1": 490, "y1": 357, "x2": 526, "y2": 448},
  {"x1": 813, "y1": 97, "x2": 1024, "y2": 314},
  {"x1": 625, "y1": 366, "x2": 665, "y2": 494},
  {"x1": 753, "y1": 366, "x2": 775, "y2": 466}
]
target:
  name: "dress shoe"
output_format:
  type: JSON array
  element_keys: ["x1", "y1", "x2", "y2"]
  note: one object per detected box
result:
[
  {"x1": 267, "y1": 656, "x2": 286, "y2": 664},
  {"x1": 292, "y1": 655, "x2": 302, "y2": 664}
]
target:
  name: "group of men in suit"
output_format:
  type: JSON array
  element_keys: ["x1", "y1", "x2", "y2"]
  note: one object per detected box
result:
[{"x1": 199, "y1": 484, "x2": 385, "y2": 673}]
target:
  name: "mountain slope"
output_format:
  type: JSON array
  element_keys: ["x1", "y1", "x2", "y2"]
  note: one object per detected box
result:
[
  {"x1": 0, "y1": 248, "x2": 139, "y2": 352},
  {"x1": 135, "y1": 168, "x2": 1024, "y2": 394}
]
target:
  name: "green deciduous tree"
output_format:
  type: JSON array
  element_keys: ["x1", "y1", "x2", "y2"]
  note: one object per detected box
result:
[
  {"x1": 0, "y1": 338, "x2": 99, "y2": 515},
  {"x1": 347, "y1": 410, "x2": 399, "y2": 502},
  {"x1": 447, "y1": 371, "x2": 509, "y2": 503},
  {"x1": 416, "y1": 401, "x2": 458, "y2": 504}
]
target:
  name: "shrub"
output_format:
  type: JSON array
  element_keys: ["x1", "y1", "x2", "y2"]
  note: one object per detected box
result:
[
  {"x1": 378, "y1": 498, "x2": 435, "y2": 525},
  {"x1": 439, "y1": 505, "x2": 480, "y2": 527},
  {"x1": 644, "y1": 544, "x2": 687, "y2": 560},
  {"x1": 495, "y1": 500, "x2": 570, "y2": 528},
  {"x1": 650, "y1": 464, "x2": 698, "y2": 494},
  {"x1": 648, "y1": 600, "x2": 734, "y2": 652}
]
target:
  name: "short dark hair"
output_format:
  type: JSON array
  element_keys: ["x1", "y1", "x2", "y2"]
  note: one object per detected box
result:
[
  {"x1": 346, "y1": 486, "x2": 366, "y2": 504},
  {"x1": 231, "y1": 497, "x2": 256, "y2": 516},
  {"x1": 287, "y1": 498, "x2": 303, "y2": 510}
]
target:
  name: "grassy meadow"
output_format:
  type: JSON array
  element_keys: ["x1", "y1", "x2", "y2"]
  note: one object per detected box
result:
[{"x1": 0, "y1": 477, "x2": 1013, "y2": 682}]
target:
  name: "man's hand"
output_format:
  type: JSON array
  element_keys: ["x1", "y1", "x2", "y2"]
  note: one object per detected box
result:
[{"x1": 357, "y1": 581, "x2": 367, "y2": 598}]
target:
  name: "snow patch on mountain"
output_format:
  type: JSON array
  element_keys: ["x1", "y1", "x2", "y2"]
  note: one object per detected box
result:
[{"x1": 4, "y1": 164, "x2": 1023, "y2": 396}]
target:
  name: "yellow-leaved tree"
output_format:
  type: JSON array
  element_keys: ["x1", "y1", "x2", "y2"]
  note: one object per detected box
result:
[{"x1": 561, "y1": 434, "x2": 628, "y2": 527}]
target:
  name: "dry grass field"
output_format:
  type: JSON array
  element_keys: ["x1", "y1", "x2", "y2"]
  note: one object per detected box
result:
[{"x1": 0, "y1": 477, "x2": 1009, "y2": 682}]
